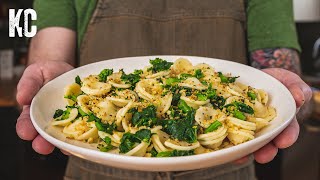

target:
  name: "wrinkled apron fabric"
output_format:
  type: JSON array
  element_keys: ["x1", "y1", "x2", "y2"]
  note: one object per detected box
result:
[{"x1": 66, "y1": 0, "x2": 255, "y2": 179}]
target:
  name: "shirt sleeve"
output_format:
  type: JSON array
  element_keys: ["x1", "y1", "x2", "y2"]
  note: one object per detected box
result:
[
  {"x1": 33, "y1": 0, "x2": 76, "y2": 31},
  {"x1": 247, "y1": 0, "x2": 301, "y2": 52}
]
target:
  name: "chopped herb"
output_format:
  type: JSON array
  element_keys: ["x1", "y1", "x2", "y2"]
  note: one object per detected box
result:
[
  {"x1": 218, "y1": 72, "x2": 239, "y2": 83},
  {"x1": 204, "y1": 121, "x2": 222, "y2": 133},
  {"x1": 75, "y1": 75, "x2": 82, "y2": 85},
  {"x1": 98, "y1": 69, "x2": 113, "y2": 82},
  {"x1": 148, "y1": 58, "x2": 173, "y2": 73}
]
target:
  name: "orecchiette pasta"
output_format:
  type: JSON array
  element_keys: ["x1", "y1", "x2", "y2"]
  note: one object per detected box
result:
[{"x1": 51, "y1": 58, "x2": 276, "y2": 157}]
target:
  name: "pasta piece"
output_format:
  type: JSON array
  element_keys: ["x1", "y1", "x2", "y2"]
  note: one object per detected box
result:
[
  {"x1": 164, "y1": 139, "x2": 200, "y2": 151},
  {"x1": 125, "y1": 141, "x2": 149, "y2": 156},
  {"x1": 116, "y1": 101, "x2": 134, "y2": 127},
  {"x1": 135, "y1": 79, "x2": 162, "y2": 101},
  {"x1": 64, "y1": 83, "x2": 82, "y2": 106},
  {"x1": 146, "y1": 70, "x2": 170, "y2": 79},
  {"x1": 52, "y1": 108, "x2": 78, "y2": 126},
  {"x1": 247, "y1": 117, "x2": 269, "y2": 131},
  {"x1": 81, "y1": 75, "x2": 112, "y2": 96},
  {"x1": 227, "y1": 128, "x2": 255, "y2": 145},
  {"x1": 180, "y1": 95, "x2": 210, "y2": 109},
  {"x1": 106, "y1": 89, "x2": 138, "y2": 107},
  {"x1": 77, "y1": 95, "x2": 92, "y2": 114},
  {"x1": 151, "y1": 134, "x2": 169, "y2": 152},
  {"x1": 63, "y1": 118, "x2": 98, "y2": 141},
  {"x1": 195, "y1": 107, "x2": 226, "y2": 128},
  {"x1": 198, "y1": 124, "x2": 228, "y2": 149},
  {"x1": 178, "y1": 77, "x2": 207, "y2": 90},
  {"x1": 155, "y1": 93, "x2": 173, "y2": 116},
  {"x1": 171, "y1": 58, "x2": 194, "y2": 74},
  {"x1": 107, "y1": 72, "x2": 132, "y2": 89},
  {"x1": 92, "y1": 100, "x2": 118, "y2": 124}
]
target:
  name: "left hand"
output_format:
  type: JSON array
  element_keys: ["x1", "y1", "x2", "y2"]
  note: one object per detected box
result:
[{"x1": 235, "y1": 68, "x2": 312, "y2": 164}]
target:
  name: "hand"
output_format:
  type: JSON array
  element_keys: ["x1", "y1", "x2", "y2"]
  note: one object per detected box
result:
[
  {"x1": 16, "y1": 61, "x2": 73, "y2": 155},
  {"x1": 235, "y1": 68, "x2": 312, "y2": 164}
]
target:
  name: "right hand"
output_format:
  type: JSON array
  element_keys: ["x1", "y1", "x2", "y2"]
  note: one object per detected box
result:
[{"x1": 16, "y1": 61, "x2": 73, "y2": 155}]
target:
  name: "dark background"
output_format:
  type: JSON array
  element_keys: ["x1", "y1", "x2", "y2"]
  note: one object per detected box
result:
[{"x1": 1, "y1": 1, "x2": 320, "y2": 180}]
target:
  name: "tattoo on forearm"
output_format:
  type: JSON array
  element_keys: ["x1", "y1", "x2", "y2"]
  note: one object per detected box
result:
[{"x1": 250, "y1": 48, "x2": 301, "y2": 75}]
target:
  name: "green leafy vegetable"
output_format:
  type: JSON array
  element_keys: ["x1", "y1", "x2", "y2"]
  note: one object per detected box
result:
[
  {"x1": 119, "y1": 129, "x2": 152, "y2": 153},
  {"x1": 53, "y1": 109, "x2": 64, "y2": 118},
  {"x1": 150, "y1": 148, "x2": 158, "y2": 157},
  {"x1": 171, "y1": 93, "x2": 181, "y2": 106},
  {"x1": 157, "y1": 150, "x2": 194, "y2": 157},
  {"x1": 95, "y1": 119, "x2": 116, "y2": 134},
  {"x1": 180, "y1": 73, "x2": 193, "y2": 80},
  {"x1": 165, "y1": 78, "x2": 181, "y2": 85},
  {"x1": 148, "y1": 58, "x2": 173, "y2": 73},
  {"x1": 194, "y1": 69, "x2": 204, "y2": 79},
  {"x1": 130, "y1": 105, "x2": 157, "y2": 127},
  {"x1": 78, "y1": 107, "x2": 87, "y2": 116},
  {"x1": 134, "y1": 129, "x2": 152, "y2": 143},
  {"x1": 75, "y1": 75, "x2": 82, "y2": 85},
  {"x1": 60, "y1": 107, "x2": 72, "y2": 120},
  {"x1": 204, "y1": 120, "x2": 222, "y2": 133},
  {"x1": 161, "y1": 110, "x2": 197, "y2": 143},
  {"x1": 98, "y1": 136, "x2": 114, "y2": 152},
  {"x1": 247, "y1": 91, "x2": 257, "y2": 100},
  {"x1": 233, "y1": 102, "x2": 254, "y2": 114},
  {"x1": 98, "y1": 69, "x2": 113, "y2": 82},
  {"x1": 64, "y1": 95, "x2": 77, "y2": 102},
  {"x1": 178, "y1": 100, "x2": 192, "y2": 113},
  {"x1": 233, "y1": 110, "x2": 246, "y2": 120},
  {"x1": 218, "y1": 72, "x2": 239, "y2": 83},
  {"x1": 210, "y1": 96, "x2": 226, "y2": 109},
  {"x1": 120, "y1": 69, "x2": 142, "y2": 87}
]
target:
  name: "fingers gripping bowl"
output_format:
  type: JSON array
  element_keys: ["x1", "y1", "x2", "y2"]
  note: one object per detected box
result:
[{"x1": 30, "y1": 56, "x2": 296, "y2": 171}]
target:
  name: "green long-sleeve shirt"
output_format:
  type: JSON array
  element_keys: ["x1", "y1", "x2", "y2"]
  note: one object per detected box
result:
[{"x1": 33, "y1": 0, "x2": 301, "y2": 53}]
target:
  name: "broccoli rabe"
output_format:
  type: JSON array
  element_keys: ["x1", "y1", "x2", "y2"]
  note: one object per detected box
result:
[
  {"x1": 53, "y1": 107, "x2": 72, "y2": 121},
  {"x1": 156, "y1": 150, "x2": 194, "y2": 157},
  {"x1": 148, "y1": 58, "x2": 173, "y2": 73},
  {"x1": 119, "y1": 129, "x2": 152, "y2": 153},
  {"x1": 75, "y1": 75, "x2": 82, "y2": 85},
  {"x1": 98, "y1": 136, "x2": 114, "y2": 152},
  {"x1": 98, "y1": 69, "x2": 113, "y2": 82},
  {"x1": 161, "y1": 101, "x2": 197, "y2": 143},
  {"x1": 129, "y1": 105, "x2": 157, "y2": 127},
  {"x1": 204, "y1": 120, "x2": 222, "y2": 133},
  {"x1": 225, "y1": 101, "x2": 254, "y2": 120},
  {"x1": 194, "y1": 69, "x2": 204, "y2": 79},
  {"x1": 218, "y1": 72, "x2": 239, "y2": 83},
  {"x1": 120, "y1": 69, "x2": 142, "y2": 87},
  {"x1": 247, "y1": 91, "x2": 257, "y2": 100},
  {"x1": 53, "y1": 109, "x2": 64, "y2": 119}
]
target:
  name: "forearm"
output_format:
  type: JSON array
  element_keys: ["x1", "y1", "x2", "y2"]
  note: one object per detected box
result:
[
  {"x1": 250, "y1": 48, "x2": 301, "y2": 76},
  {"x1": 28, "y1": 27, "x2": 77, "y2": 66}
]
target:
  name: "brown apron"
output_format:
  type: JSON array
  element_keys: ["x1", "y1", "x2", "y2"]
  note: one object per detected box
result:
[{"x1": 66, "y1": 0, "x2": 255, "y2": 179}]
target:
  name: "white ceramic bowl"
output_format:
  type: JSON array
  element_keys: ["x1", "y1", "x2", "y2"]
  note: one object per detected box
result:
[{"x1": 30, "y1": 56, "x2": 296, "y2": 171}]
